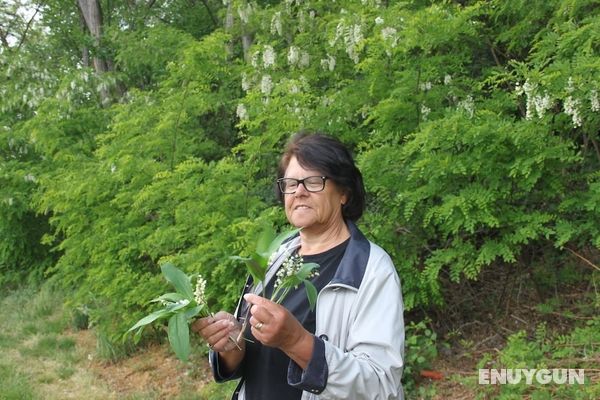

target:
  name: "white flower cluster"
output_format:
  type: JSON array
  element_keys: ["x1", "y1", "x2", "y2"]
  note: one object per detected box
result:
[
  {"x1": 515, "y1": 79, "x2": 553, "y2": 120},
  {"x1": 263, "y1": 45, "x2": 276, "y2": 68},
  {"x1": 533, "y1": 92, "x2": 553, "y2": 119},
  {"x1": 241, "y1": 72, "x2": 251, "y2": 91},
  {"x1": 24, "y1": 173, "x2": 36, "y2": 182},
  {"x1": 459, "y1": 95, "x2": 475, "y2": 118},
  {"x1": 271, "y1": 11, "x2": 283, "y2": 36},
  {"x1": 563, "y1": 77, "x2": 582, "y2": 128},
  {"x1": 346, "y1": 24, "x2": 363, "y2": 64},
  {"x1": 444, "y1": 74, "x2": 452, "y2": 85},
  {"x1": 381, "y1": 27, "x2": 398, "y2": 50},
  {"x1": 238, "y1": 2, "x2": 253, "y2": 24},
  {"x1": 564, "y1": 96, "x2": 582, "y2": 128},
  {"x1": 288, "y1": 46, "x2": 310, "y2": 68},
  {"x1": 260, "y1": 75, "x2": 273, "y2": 95},
  {"x1": 320, "y1": 54, "x2": 336, "y2": 72},
  {"x1": 331, "y1": 21, "x2": 363, "y2": 64},
  {"x1": 194, "y1": 275, "x2": 208, "y2": 306},
  {"x1": 236, "y1": 103, "x2": 248, "y2": 120},
  {"x1": 298, "y1": 10, "x2": 306, "y2": 33},
  {"x1": 419, "y1": 81, "x2": 432, "y2": 92},
  {"x1": 274, "y1": 254, "x2": 318, "y2": 290},
  {"x1": 420, "y1": 104, "x2": 431, "y2": 121},
  {"x1": 590, "y1": 90, "x2": 599, "y2": 112}
]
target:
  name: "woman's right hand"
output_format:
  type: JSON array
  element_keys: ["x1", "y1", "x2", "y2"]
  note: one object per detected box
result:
[{"x1": 191, "y1": 311, "x2": 244, "y2": 353}]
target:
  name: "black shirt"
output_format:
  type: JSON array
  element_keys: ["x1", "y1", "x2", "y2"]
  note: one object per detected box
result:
[{"x1": 242, "y1": 239, "x2": 349, "y2": 400}]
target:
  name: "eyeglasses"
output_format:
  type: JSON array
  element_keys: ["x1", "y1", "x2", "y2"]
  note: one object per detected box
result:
[{"x1": 277, "y1": 176, "x2": 329, "y2": 194}]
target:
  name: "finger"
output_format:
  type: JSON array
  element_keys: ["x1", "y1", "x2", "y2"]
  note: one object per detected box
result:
[
  {"x1": 206, "y1": 319, "x2": 236, "y2": 347},
  {"x1": 190, "y1": 316, "x2": 215, "y2": 333},
  {"x1": 244, "y1": 293, "x2": 269, "y2": 306}
]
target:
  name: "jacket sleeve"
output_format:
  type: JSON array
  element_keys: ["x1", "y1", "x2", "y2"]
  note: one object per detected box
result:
[
  {"x1": 288, "y1": 249, "x2": 405, "y2": 399},
  {"x1": 209, "y1": 350, "x2": 244, "y2": 382}
]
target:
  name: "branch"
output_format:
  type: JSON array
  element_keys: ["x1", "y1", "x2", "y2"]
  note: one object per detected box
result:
[
  {"x1": 0, "y1": 27, "x2": 10, "y2": 48},
  {"x1": 17, "y1": 7, "x2": 40, "y2": 50},
  {"x1": 565, "y1": 246, "x2": 600, "y2": 272},
  {"x1": 199, "y1": 0, "x2": 219, "y2": 27}
]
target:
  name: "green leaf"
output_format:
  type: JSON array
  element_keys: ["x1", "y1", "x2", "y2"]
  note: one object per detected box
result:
[
  {"x1": 255, "y1": 227, "x2": 277, "y2": 258},
  {"x1": 231, "y1": 254, "x2": 266, "y2": 283},
  {"x1": 295, "y1": 262, "x2": 319, "y2": 280},
  {"x1": 304, "y1": 280, "x2": 318, "y2": 311},
  {"x1": 127, "y1": 307, "x2": 172, "y2": 333},
  {"x1": 266, "y1": 228, "x2": 300, "y2": 257},
  {"x1": 151, "y1": 292, "x2": 187, "y2": 303},
  {"x1": 168, "y1": 312, "x2": 190, "y2": 362},
  {"x1": 184, "y1": 305, "x2": 203, "y2": 320},
  {"x1": 161, "y1": 263, "x2": 194, "y2": 300}
]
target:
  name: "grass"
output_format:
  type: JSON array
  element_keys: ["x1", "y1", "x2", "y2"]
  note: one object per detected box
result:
[
  {"x1": 0, "y1": 283, "x2": 237, "y2": 399},
  {"x1": 0, "y1": 361, "x2": 35, "y2": 400},
  {"x1": 0, "y1": 284, "x2": 116, "y2": 399}
]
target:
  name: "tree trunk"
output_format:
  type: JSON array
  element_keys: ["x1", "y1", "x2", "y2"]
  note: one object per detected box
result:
[
  {"x1": 224, "y1": 1, "x2": 253, "y2": 62},
  {"x1": 77, "y1": 0, "x2": 109, "y2": 74}
]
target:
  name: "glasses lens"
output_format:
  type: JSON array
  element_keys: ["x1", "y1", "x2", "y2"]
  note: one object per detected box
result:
[
  {"x1": 304, "y1": 176, "x2": 325, "y2": 192},
  {"x1": 279, "y1": 178, "x2": 297, "y2": 193}
]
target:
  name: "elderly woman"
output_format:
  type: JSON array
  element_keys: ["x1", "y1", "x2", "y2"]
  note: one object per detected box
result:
[{"x1": 192, "y1": 132, "x2": 405, "y2": 399}]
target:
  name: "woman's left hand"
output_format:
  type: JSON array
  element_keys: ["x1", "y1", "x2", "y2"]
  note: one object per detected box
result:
[{"x1": 243, "y1": 293, "x2": 313, "y2": 367}]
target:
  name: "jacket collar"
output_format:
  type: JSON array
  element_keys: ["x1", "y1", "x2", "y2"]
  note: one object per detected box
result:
[
  {"x1": 330, "y1": 220, "x2": 370, "y2": 289},
  {"x1": 262, "y1": 220, "x2": 370, "y2": 293}
]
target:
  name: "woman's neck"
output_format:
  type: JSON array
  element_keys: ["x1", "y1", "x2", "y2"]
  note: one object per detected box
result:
[{"x1": 298, "y1": 220, "x2": 350, "y2": 256}]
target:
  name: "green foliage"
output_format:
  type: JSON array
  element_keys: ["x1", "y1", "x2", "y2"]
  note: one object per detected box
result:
[
  {"x1": 1, "y1": 0, "x2": 599, "y2": 367},
  {"x1": 402, "y1": 319, "x2": 439, "y2": 395},
  {"x1": 471, "y1": 316, "x2": 600, "y2": 399}
]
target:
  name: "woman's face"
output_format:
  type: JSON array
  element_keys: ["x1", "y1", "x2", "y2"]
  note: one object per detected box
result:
[{"x1": 283, "y1": 156, "x2": 348, "y2": 234}]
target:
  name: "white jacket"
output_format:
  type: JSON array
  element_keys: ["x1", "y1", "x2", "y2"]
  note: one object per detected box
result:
[{"x1": 211, "y1": 221, "x2": 405, "y2": 399}]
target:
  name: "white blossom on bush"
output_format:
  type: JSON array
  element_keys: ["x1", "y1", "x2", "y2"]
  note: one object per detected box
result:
[
  {"x1": 236, "y1": 104, "x2": 248, "y2": 120},
  {"x1": 24, "y1": 173, "x2": 36, "y2": 182},
  {"x1": 590, "y1": 89, "x2": 599, "y2": 112},
  {"x1": 321, "y1": 54, "x2": 336, "y2": 72},
  {"x1": 288, "y1": 46, "x2": 299, "y2": 66},
  {"x1": 381, "y1": 27, "x2": 398, "y2": 48},
  {"x1": 260, "y1": 75, "x2": 273, "y2": 95},
  {"x1": 330, "y1": 21, "x2": 345, "y2": 47},
  {"x1": 271, "y1": 12, "x2": 282, "y2": 36},
  {"x1": 299, "y1": 51, "x2": 310, "y2": 68},
  {"x1": 251, "y1": 51, "x2": 260, "y2": 68},
  {"x1": 564, "y1": 96, "x2": 582, "y2": 128},
  {"x1": 298, "y1": 11, "x2": 306, "y2": 33},
  {"x1": 345, "y1": 24, "x2": 363, "y2": 63},
  {"x1": 566, "y1": 77, "x2": 575, "y2": 93},
  {"x1": 459, "y1": 95, "x2": 475, "y2": 118},
  {"x1": 444, "y1": 74, "x2": 452, "y2": 85},
  {"x1": 421, "y1": 104, "x2": 431, "y2": 121},
  {"x1": 533, "y1": 92, "x2": 553, "y2": 119},
  {"x1": 263, "y1": 45, "x2": 276, "y2": 68},
  {"x1": 238, "y1": 3, "x2": 253, "y2": 24},
  {"x1": 419, "y1": 81, "x2": 432, "y2": 91},
  {"x1": 375, "y1": 16, "x2": 384, "y2": 25},
  {"x1": 241, "y1": 73, "x2": 251, "y2": 91}
]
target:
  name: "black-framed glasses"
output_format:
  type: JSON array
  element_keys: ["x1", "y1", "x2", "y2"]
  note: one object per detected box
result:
[{"x1": 277, "y1": 176, "x2": 329, "y2": 194}]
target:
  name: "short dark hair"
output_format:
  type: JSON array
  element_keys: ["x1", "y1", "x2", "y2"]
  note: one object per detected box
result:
[{"x1": 277, "y1": 132, "x2": 366, "y2": 221}]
